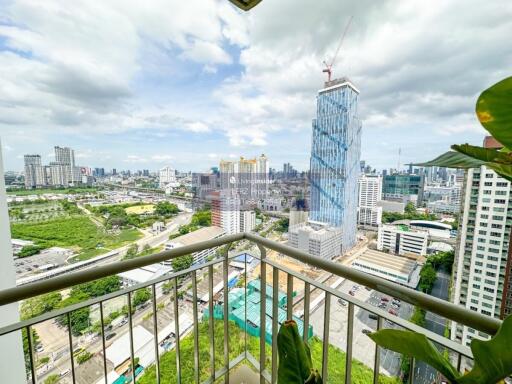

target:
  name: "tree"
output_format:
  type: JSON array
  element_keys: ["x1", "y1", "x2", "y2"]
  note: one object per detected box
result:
[
  {"x1": 21, "y1": 292, "x2": 62, "y2": 320},
  {"x1": 76, "y1": 350, "x2": 93, "y2": 364},
  {"x1": 125, "y1": 244, "x2": 139, "y2": 260},
  {"x1": 18, "y1": 245, "x2": 44, "y2": 258},
  {"x1": 404, "y1": 202, "x2": 416, "y2": 214},
  {"x1": 155, "y1": 201, "x2": 179, "y2": 216},
  {"x1": 171, "y1": 254, "x2": 194, "y2": 272},
  {"x1": 132, "y1": 288, "x2": 152, "y2": 307},
  {"x1": 44, "y1": 374, "x2": 60, "y2": 384},
  {"x1": 418, "y1": 264, "x2": 437, "y2": 293}
]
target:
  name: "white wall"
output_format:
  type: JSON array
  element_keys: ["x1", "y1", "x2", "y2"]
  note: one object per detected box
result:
[{"x1": 0, "y1": 142, "x2": 26, "y2": 382}]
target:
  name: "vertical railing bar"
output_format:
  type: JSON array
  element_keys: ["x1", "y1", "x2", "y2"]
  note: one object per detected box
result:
[
  {"x1": 192, "y1": 271, "x2": 200, "y2": 384},
  {"x1": 127, "y1": 291, "x2": 136, "y2": 384},
  {"x1": 26, "y1": 325, "x2": 36, "y2": 384},
  {"x1": 345, "y1": 302, "x2": 354, "y2": 384},
  {"x1": 373, "y1": 316, "x2": 383, "y2": 384},
  {"x1": 208, "y1": 265, "x2": 215, "y2": 381},
  {"x1": 457, "y1": 353, "x2": 462, "y2": 373},
  {"x1": 151, "y1": 284, "x2": 161, "y2": 384},
  {"x1": 271, "y1": 267, "x2": 279, "y2": 384},
  {"x1": 259, "y1": 245, "x2": 267, "y2": 384},
  {"x1": 174, "y1": 277, "x2": 182, "y2": 384},
  {"x1": 223, "y1": 249, "x2": 230, "y2": 384},
  {"x1": 286, "y1": 273, "x2": 293, "y2": 319},
  {"x1": 67, "y1": 312, "x2": 77, "y2": 384},
  {"x1": 408, "y1": 357, "x2": 415, "y2": 384},
  {"x1": 321, "y1": 292, "x2": 331, "y2": 382},
  {"x1": 244, "y1": 250, "x2": 248, "y2": 359},
  {"x1": 99, "y1": 302, "x2": 108, "y2": 384},
  {"x1": 303, "y1": 282, "x2": 310, "y2": 344}
]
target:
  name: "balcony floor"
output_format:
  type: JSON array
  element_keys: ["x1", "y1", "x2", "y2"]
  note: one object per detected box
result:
[{"x1": 229, "y1": 365, "x2": 260, "y2": 384}]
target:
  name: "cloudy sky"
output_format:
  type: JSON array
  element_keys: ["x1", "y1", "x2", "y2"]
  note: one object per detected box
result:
[{"x1": 0, "y1": 0, "x2": 511, "y2": 172}]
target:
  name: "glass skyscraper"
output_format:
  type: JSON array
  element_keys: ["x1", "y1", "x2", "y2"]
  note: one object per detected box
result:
[{"x1": 309, "y1": 78, "x2": 362, "y2": 251}]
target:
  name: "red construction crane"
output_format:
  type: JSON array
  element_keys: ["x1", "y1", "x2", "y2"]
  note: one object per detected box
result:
[{"x1": 323, "y1": 16, "x2": 353, "y2": 83}]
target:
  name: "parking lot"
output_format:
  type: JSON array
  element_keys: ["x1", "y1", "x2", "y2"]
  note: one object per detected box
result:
[
  {"x1": 14, "y1": 247, "x2": 73, "y2": 277},
  {"x1": 310, "y1": 278, "x2": 414, "y2": 379}
]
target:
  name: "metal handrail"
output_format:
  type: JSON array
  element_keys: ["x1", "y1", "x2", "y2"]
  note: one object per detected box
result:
[{"x1": 0, "y1": 232, "x2": 501, "y2": 337}]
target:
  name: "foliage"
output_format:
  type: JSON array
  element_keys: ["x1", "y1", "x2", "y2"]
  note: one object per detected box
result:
[
  {"x1": 404, "y1": 202, "x2": 416, "y2": 214},
  {"x1": 154, "y1": 201, "x2": 179, "y2": 216},
  {"x1": 17, "y1": 244, "x2": 44, "y2": 258},
  {"x1": 7, "y1": 187, "x2": 98, "y2": 196},
  {"x1": 409, "y1": 307, "x2": 426, "y2": 328},
  {"x1": 176, "y1": 210, "x2": 212, "y2": 235},
  {"x1": 416, "y1": 77, "x2": 512, "y2": 181},
  {"x1": 278, "y1": 320, "x2": 322, "y2": 383},
  {"x1": 418, "y1": 264, "x2": 437, "y2": 294},
  {"x1": 426, "y1": 251, "x2": 455, "y2": 273},
  {"x1": 22, "y1": 328, "x2": 39, "y2": 372},
  {"x1": 44, "y1": 374, "x2": 60, "y2": 384},
  {"x1": 274, "y1": 218, "x2": 289, "y2": 233},
  {"x1": 368, "y1": 315, "x2": 512, "y2": 384},
  {"x1": 382, "y1": 210, "x2": 438, "y2": 224},
  {"x1": 138, "y1": 320, "x2": 399, "y2": 384},
  {"x1": 171, "y1": 254, "x2": 194, "y2": 272},
  {"x1": 76, "y1": 350, "x2": 93, "y2": 364},
  {"x1": 132, "y1": 288, "x2": 152, "y2": 307},
  {"x1": 125, "y1": 244, "x2": 139, "y2": 259},
  {"x1": 21, "y1": 292, "x2": 62, "y2": 320}
]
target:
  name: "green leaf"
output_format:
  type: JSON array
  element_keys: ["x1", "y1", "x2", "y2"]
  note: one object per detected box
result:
[
  {"x1": 485, "y1": 163, "x2": 512, "y2": 183},
  {"x1": 476, "y1": 77, "x2": 512, "y2": 150},
  {"x1": 414, "y1": 151, "x2": 486, "y2": 169},
  {"x1": 228, "y1": 0, "x2": 262, "y2": 11},
  {"x1": 278, "y1": 320, "x2": 320, "y2": 383},
  {"x1": 458, "y1": 315, "x2": 512, "y2": 384},
  {"x1": 367, "y1": 329, "x2": 459, "y2": 382},
  {"x1": 452, "y1": 144, "x2": 512, "y2": 164}
]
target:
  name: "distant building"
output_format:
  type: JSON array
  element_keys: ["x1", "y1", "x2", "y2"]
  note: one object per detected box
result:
[
  {"x1": 376, "y1": 200, "x2": 405, "y2": 214},
  {"x1": 309, "y1": 78, "x2": 362, "y2": 252},
  {"x1": 377, "y1": 224, "x2": 428, "y2": 256},
  {"x1": 383, "y1": 174, "x2": 424, "y2": 206},
  {"x1": 240, "y1": 210, "x2": 256, "y2": 233},
  {"x1": 219, "y1": 155, "x2": 269, "y2": 201},
  {"x1": 23, "y1": 155, "x2": 45, "y2": 188},
  {"x1": 54, "y1": 146, "x2": 79, "y2": 184},
  {"x1": 288, "y1": 221, "x2": 342, "y2": 260},
  {"x1": 352, "y1": 249, "x2": 421, "y2": 289},
  {"x1": 165, "y1": 226, "x2": 226, "y2": 264},
  {"x1": 358, "y1": 174, "x2": 382, "y2": 226},
  {"x1": 159, "y1": 166, "x2": 176, "y2": 188}
]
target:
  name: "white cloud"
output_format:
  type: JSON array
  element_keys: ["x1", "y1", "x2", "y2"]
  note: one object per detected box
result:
[
  {"x1": 151, "y1": 154, "x2": 174, "y2": 162},
  {"x1": 124, "y1": 155, "x2": 148, "y2": 163},
  {"x1": 186, "y1": 122, "x2": 210, "y2": 133}
]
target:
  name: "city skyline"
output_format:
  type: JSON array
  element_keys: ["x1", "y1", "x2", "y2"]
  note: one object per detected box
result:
[{"x1": 1, "y1": 1, "x2": 511, "y2": 172}]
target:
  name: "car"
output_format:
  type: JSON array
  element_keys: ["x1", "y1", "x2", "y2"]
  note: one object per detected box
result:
[
  {"x1": 381, "y1": 297, "x2": 389, "y2": 302},
  {"x1": 352, "y1": 285, "x2": 359, "y2": 291},
  {"x1": 391, "y1": 303, "x2": 400, "y2": 309},
  {"x1": 361, "y1": 329, "x2": 372, "y2": 335},
  {"x1": 349, "y1": 290, "x2": 355, "y2": 296},
  {"x1": 60, "y1": 369, "x2": 70, "y2": 377},
  {"x1": 368, "y1": 314, "x2": 378, "y2": 320},
  {"x1": 338, "y1": 298, "x2": 347, "y2": 306},
  {"x1": 35, "y1": 344, "x2": 44, "y2": 353},
  {"x1": 388, "y1": 309, "x2": 398, "y2": 315},
  {"x1": 106, "y1": 333, "x2": 116, "y2": 340},
  {"x1": 378, "y1": 303, "x2": 387, "y2": 309}
]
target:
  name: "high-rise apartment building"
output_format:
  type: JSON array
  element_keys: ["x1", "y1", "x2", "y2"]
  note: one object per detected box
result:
[
  {"x1": 219, "y1": 155, "x2": 269, "y2": 201},
  {"x1": 358, "y1": 174, "x2": 382, "y2": 227},
  {"x1": 383, "y1": 174, "x2": 424, "y2": 206},
  {"x1": 159, "y1": 166, "x2": 176, "y2": 187},
  {"x1": 309, "y1": 78, "x2": 361, "y2": 251},
  {"x1": 54, "y1": 146, "x2": 79, "y2": 184},
  {"x1": 23, "y1": 155, "x2": 45, "y2": 188},
  {"x1": 452, "y1": 164, "x2": 512, "y2": 346}
]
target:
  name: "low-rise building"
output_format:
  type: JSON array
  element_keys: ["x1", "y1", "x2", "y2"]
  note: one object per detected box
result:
[
  {"x1": 165, "y1": 226, "x2": 226, "y2": 264},
  {"x1": 352, "y1": 249, "x2": 421, "y2": 288},
  {"x1": 288, "y1": 221, "x2": 342, "y2": 260},
  {"x1": 240, "y1": 210, "x2": 256, "y2": 232},
  {"x1": 377, "y1": 224, "x2": 428, "y2": 256}
]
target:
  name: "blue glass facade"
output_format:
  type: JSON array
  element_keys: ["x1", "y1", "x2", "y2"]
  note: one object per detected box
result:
[{"x1": 309, "y1": 79, "x2": 361, "y2": 251}]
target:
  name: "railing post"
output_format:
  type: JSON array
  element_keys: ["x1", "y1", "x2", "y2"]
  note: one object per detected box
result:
[
  {"x1": 67, "y1": 312, "x2": 77, "y2": 384},
  {"x1": 151, "y1": 284, "x2": 161, "y2": 384},
  {"x1": 373, "y1": 316, "x2": 383, "y2": 384},
  {"x1": 345, "y1": 302, "x2": 354, "y2": 384},
  {"x1": 223, "y1": 245, "x2": 230, "y2": 383},
  {"x1": 286, "y1": 274, "x2": 293, "y2": 320},
  {"x1": 208, "y1": 265, "x2": 215, "y2": 381},
  {"x1": 408, "y1": 357, "x2": 415, "y2": 384},
  {"x1": 271, "y1": 267, "x2": 279, "y2": 384},
  {"x1": 303, "y1": 282, "x2": 310, "y2": 344},
  {"x1": 321, "y1": 292, "x2": 331, "y2": 382},
  {"x1": 192, "y1": 271, "x2": 200, "y2": 383},
  {"x1": 26, "y1": 326, "x2": 36, "y2": 384},
  {"x1": 99, "y1": 302, "x2": 108, "y2": 384},
  {"x1": 127, "y1": 292, "x2": 136, "y2": 384},
  {"x1": 174, "y1": 277, "x2": 181, "y2": 384},
  {"x1": 258, "y1": 244, "x2": 267, "y2": 384}
]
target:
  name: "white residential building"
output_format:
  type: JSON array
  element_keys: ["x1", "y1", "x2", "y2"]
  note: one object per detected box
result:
[
  {"x1": 288, "y1": 221, "x2": 342, "y2": 260},
  {"x1": 358, "y1": 174, "x2": 383, "y2": 226},
  {"x1": 165, "y1": 226, "x2": 226, "y2": 264},
  {"x1": 377, "y1": 224, "x2": 428, "y2": 256},
  {"x1": 54, "y1": 146, "x2": 79, "y2": 184},
  {"x1": 159, "y1": 166, "x2": 176, "y2": 188},
  {"x1": 451, "y1": 165, "x2": 512, "y2": 347},
  {"x1": 23, "y1": 155, "x2": 45, "y2": 188},
  {"x1": 219, "y1": 155, "x2": 269, "y2": 201},
  {"x1": 240, "y1": 210, "x2": 256, "y2": 232}
]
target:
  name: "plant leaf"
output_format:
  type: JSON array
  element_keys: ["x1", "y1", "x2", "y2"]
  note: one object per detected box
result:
[
  {"x1": 485, "y1": 163, "x2": 512, "y2": 182},
  {"x1": 228, "y1": 0, "x2": 262, "y2": 11},
  {"x1": 414, "y1": 151, "x2": 486, "y2": 169},
  {"x1": 278, "y1": 320, "x2": 314, "y2": 383},
  {"x1": 368, "y1": 329, "x2": 459, "y2": 382},
  {"x1": 458, "y1": 315, "x2": 512, "y2": 384},
  {"x1": 476, "y1": 77, "x2": 512, "y2": 150},
  {"x1": 452, "y1": 144, "x2": 512, "y2": 164}
]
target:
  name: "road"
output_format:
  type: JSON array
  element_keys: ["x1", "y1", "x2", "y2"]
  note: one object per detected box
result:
[{"x1": 413, "y1": 270, "x2": 450, "y2": 384}]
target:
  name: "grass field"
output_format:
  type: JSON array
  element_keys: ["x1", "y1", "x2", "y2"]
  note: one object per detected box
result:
[
  {"x1": 7, "y1": 187, "x2": 98, "y2": 196},
  {"x1": 11, "y1": 216, "x2": 142, "y2": 261},
  {"x1": 124, "y1": 204, "x2": 155, "y2": 215}
]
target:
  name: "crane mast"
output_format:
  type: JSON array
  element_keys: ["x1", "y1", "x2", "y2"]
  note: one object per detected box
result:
[{"x1": 323, "y1": 16, "x2": 353, "y2": 83}]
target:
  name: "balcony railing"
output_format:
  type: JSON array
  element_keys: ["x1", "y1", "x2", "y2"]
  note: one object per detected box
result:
[{"x1": 0, "y1": 233, "x2": 502, "y2": 384}]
